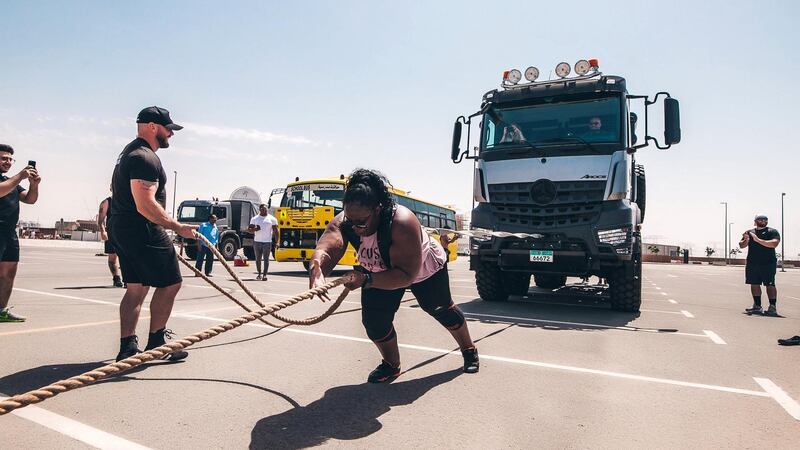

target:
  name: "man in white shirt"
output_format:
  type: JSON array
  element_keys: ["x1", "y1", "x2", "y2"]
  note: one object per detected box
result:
[{"x1": 248, "y1": 203, "x2": 278, "y2": 281}]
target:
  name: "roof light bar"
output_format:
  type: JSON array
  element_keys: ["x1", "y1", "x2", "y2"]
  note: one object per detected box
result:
[
  {"x1": 524, "y1": 66, "x2": 539, "y2": 82},
  {"x1": 555, "y1": 62, "x2": 571, "y2": 78}
]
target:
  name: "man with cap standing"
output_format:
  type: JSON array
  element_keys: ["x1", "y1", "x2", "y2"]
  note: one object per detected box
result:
[
  {"x1": 109, "y1": 106, "x2": 196, "y2": 361},
  {"x1": 739, "y1": 214, "x2": 781, "y2": 317}
]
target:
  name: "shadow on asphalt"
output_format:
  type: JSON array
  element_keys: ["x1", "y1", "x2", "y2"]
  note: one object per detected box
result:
[
  {"x1": 455, "y1": 283, "x2": 665, "y2": 332},
  {"x1": 0, "y1": 361, "x2": 151, "y2": 397},
  {"x1": 249, "y1": 369, "x2": 461, "y2": 449}
]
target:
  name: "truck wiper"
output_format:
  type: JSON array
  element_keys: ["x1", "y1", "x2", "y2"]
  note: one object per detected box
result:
[
  {"x1": 494, "y1": 141, "x2": 541, "y2": 157},
  {"x1": 539, "y1": 136, "x2": 599, "y2": 153}
]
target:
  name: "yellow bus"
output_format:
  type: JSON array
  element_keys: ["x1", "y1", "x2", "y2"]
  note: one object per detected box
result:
[{"x1": 275, "y1": 177, "x2": 458, "y2": 270}]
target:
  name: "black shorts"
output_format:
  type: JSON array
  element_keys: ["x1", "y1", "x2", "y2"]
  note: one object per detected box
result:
[
  {"x1": 745, "y1": 263, "x2": 776, "y2": 286},
  {"x1": 108, "y1": 218, "x2": 181, "y2": 288},
  {"x1": 0, "y1": 228, "x2": 20, "y2": 262},
  {"x1": 104, "y1": 238, "x2": 117, "y2": 255},
  {"x1": 361, "y1": 267, "x2": 453, "y2": 329}
]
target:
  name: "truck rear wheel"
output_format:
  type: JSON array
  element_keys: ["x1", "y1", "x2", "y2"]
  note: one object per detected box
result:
[
  {"x1": 608, "y1": 243, "x2": 642, "y2": 312},
  {"x1": 533, "y1": 274, "x2": 567, "y2": 289},
  {"x1": 219, "y1": 236, "x2": 239, "y2": 261}
]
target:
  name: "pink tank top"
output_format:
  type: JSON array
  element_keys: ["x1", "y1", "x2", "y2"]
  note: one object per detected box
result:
[{"x1": 357, "y1": 225, "x2": 447, "y2": 284}]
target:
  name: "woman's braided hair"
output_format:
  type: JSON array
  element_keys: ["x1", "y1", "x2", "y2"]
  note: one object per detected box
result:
[{"x1": 343, "y1": 168, "x2": 394, "y2": 210}]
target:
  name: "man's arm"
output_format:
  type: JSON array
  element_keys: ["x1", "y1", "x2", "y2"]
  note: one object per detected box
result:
[
  {"x1": 749, "y1": 231, "x2": 780, "y2": 249},
  {"x1": 130, "y1": 179, "x2": 195, "y2": 238},
  {"x1": 247, "y1": 217, "x2": 261, "y2": 232},
  {"x1": 19, "y1": 171, "x2": 40, "y2": 204},
  {"x1": 0, "y1": 168, "x2": 32, "y2": 198},
  {"x1": 98, "y1": 199, "x2": 109, "y2": 240}
]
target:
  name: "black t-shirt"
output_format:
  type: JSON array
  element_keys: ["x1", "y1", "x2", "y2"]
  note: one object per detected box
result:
[
  {"x1": 0, "y1": 175, "x2": 25, "y2": 230},
  {"x1": 110, "y1": 138, "x2": 167, "y2": 223},
  {"x1": 746, "y1": 227, "x2": 780, "y2": 264}
]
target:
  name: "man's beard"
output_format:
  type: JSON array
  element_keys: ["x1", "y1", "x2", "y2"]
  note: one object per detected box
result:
[{"x1": 157, "y1": 136, "x2": 170, "y2": 148}]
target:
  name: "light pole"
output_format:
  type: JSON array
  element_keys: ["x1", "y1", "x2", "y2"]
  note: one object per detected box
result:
[
  {"x1": 172, "y1": 170, "x2": 178, "y2": 218},
  {"x1": 720, "y1": 202, "x2": 728, "y2": 263},
  {"x1": 781, "y1": 192, "x2": 786, "y2": 272}
]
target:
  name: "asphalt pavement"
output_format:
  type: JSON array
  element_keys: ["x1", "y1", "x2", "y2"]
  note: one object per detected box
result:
[{"x1": 2, "y1": 245, "x2": 799, "y2": 449}]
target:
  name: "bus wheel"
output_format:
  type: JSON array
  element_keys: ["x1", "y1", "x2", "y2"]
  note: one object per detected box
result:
[{"x1": 302, "y1": 261, "x2": 311, "y2": 272}]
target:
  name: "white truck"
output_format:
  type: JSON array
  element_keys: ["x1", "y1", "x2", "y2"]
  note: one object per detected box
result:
[{"x1": 451, "y1": 60, "x2": 681, "y2": 311}]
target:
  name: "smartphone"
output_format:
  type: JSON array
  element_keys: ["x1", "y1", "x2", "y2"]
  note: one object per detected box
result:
[{"x1": 28, "y1": 160, "x2": 36, "y2": 168}]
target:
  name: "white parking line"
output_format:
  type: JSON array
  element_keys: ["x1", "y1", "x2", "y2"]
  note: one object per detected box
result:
[
  {"x1": 668, "y1": 299, "x2": 678, "y2": 304},
  {"x1": 0, "y1": 396, "x2": 152, "y2": 449},
  {"x1": 655, "y1": 287, "x2": 662, "y2": 290},
  {"x1": 681, "y1": 310, "x2": 695, "y2": 318},
  {"x1": 703, "y1": 330, "x2": 727, "y2": 345},
  {"x1": 661, "y1": 292, "x2": 668, "y2": 296},
  {"x1": 754, "y1": 378, "x2": 800, "y2": 420},
  {"x1": 14, "y1": 288, "x2": 799, "y2": 420}
]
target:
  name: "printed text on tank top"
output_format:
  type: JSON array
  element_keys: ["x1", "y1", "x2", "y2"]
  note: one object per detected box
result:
[{"x1": 357, "y1": 225, "x2": 446, "y2": 284}]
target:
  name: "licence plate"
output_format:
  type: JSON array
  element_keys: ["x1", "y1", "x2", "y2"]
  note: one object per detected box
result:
[{"x1": 529, "y1": 250, "x2": 554, "y2": 263}]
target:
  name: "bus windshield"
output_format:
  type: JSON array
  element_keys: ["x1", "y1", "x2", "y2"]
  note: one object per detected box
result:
[
  {"x1": 482, "y1": 96, "x2": 622, "y2": 154},
  {"x1": 280, "y1": 183, "x2": 345, "y2": 210}
]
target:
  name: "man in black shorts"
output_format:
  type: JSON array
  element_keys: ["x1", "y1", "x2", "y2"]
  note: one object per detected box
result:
[
  {"x1": 0, "y1": 143, "x2": 40, "y2": 323},
  {"x1": 739, "y1": 214, "x2": 781, "y2": 316},
  {"x1": 109, "y1": 107, "x2": 196, "y2": 361},
  {"x1": 98, "y1": 191, "x2": 123, "y2": 287}
]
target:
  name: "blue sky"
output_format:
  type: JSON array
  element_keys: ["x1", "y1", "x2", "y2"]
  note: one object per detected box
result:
[{"x1": 1, "y1": 0, "x2": 798, "y2": 257}]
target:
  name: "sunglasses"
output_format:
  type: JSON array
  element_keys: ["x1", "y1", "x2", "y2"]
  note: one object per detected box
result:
[{"x1": 343, "y1": 209, "x2": 376, "y2": 230}]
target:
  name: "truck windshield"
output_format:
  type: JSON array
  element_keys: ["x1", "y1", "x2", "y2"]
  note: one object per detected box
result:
[
  {"x1": 482, "y1": 96, "x2": 621, "y2": 154},
  {"x1": 178, "y1": 205, "x2": 227, "y2": 222},
  {"x1": 280, "y1": 183, "x2": 344, "y2": 209}
]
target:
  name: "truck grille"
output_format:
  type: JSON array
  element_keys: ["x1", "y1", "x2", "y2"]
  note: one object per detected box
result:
[
  {"x1": 488, "y1": 180, "x2": 606, "y2": 229},
  {"x1": 286, "y1": 209, "x2": 314, "y2": 224}
]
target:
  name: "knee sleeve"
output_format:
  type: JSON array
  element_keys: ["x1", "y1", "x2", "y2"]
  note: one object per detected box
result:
[
  {"x1": 365, "y1": 323, "x2": 396, "y2": 343},
  {"x1": 429, "y1": 303, "x2": 465, "y2": 330}
]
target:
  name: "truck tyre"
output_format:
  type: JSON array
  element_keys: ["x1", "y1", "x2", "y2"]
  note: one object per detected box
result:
[
  {"x1": 243, "y1": 246, "x2": 255, "y2": 260},
  {"x1": 533, "y1": 274, "x2": 567, "y2": 289},
  {"x1": 219, "y1": 236, "x2": 239, "y2": 261},
  {"x1": 475, "y1": 264, "x2": 511, "y2": 302},
  {"x1": 634, "y1": 164, "x2": 646, "y2": 222},
  {"x1": 506, "y1": 272, "x2": 531, "y2": 296},
  {"x1": 184, "y1": 244, "x2": 198, "y2": 260},
  {"x1": 608, "y1": 242, "x2": 642, "y2": 312}
]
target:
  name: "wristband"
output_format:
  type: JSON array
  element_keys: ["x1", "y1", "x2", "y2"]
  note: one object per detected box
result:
[{"x1": 361, "y1": 272, "x2": 373, "y2": 289}]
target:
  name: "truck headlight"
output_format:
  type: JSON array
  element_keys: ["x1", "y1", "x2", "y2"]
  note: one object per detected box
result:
[{"x1": 597, "y1": 227, "x2": 631, "y2": 246}]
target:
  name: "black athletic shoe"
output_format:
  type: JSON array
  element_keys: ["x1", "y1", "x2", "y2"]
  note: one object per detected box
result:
[
  {"x1": 113, "y1": 276, "x2": 124, "y2": 288},
  {"x1": 778, "y1": 336, "x2": 800, "y2": 346},
  {"x1": 744, "y1": 304, "x2": 763, "y2": 315},
  {"x1": 764, "y1": 305, "x2": 779, "y2": 317},
  {"x1": 462, "y1": 347, "x2": 480, "y2": 374},
  {"x1": 116, "y1": 335, "x2": 141, "y2": 362},
  {"x1": 145, "y1": 328, "x2": 189, "y2": 362},
  {"x1": 367, "y1": 360, "x2": 401, "y2": 383}
]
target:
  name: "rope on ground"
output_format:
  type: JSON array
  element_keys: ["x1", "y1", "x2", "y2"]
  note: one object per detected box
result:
[
  {"x1": 0, "y1": 277, "x2": 350, "y2": 416},
  {"x1": 189, "y1": 233, "x2": 348, "y2": 325}
]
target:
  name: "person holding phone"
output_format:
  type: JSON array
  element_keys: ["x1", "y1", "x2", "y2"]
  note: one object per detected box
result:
[
  {"x1": 740, "y1": 214, "x2": 781, "y2": 316},
  {"x1": 0, "y1": 144, "x2": 41, "y2": 323}
]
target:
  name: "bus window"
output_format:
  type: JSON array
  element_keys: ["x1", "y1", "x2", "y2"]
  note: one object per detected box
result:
[{"x1": 430, "y1": 216, "x2": 441, "y2": 228}]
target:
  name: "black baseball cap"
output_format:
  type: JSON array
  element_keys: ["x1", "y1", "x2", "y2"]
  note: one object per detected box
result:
[{"x1": 136, "y1": 106, "x2": 183, "y2": 131}]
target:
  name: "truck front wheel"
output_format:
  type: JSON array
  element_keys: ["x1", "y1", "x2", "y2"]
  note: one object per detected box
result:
[
  {"x1": 219, "y1": 236, "x2": 239, "y2": 261},
  {"x1": 475, "y1": 264, "x2": 510, "y2": 302},
  {"x1": 533, "y1": 274, "x2": 567, "y2": 289},
  {"x1": 608, "y1": 244, "x2": 642, "y2": 312}
]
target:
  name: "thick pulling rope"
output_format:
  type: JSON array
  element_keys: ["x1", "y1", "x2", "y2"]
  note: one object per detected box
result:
[{"x1": 0, "y1": 232, "x2": 351, "y2": 416}]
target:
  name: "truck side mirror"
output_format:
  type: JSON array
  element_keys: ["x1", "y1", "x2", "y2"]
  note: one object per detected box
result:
[
  {"x1": 664, "y1": 98, "x2": 681, "y2": 145},
  {"x1": 451, "y1": 121, "x2": 463, "y2": 162}
]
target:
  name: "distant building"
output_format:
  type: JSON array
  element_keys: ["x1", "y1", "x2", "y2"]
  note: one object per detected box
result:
[{"x1": 644, "y1": 243, "x2": 681, "y2": 257}]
